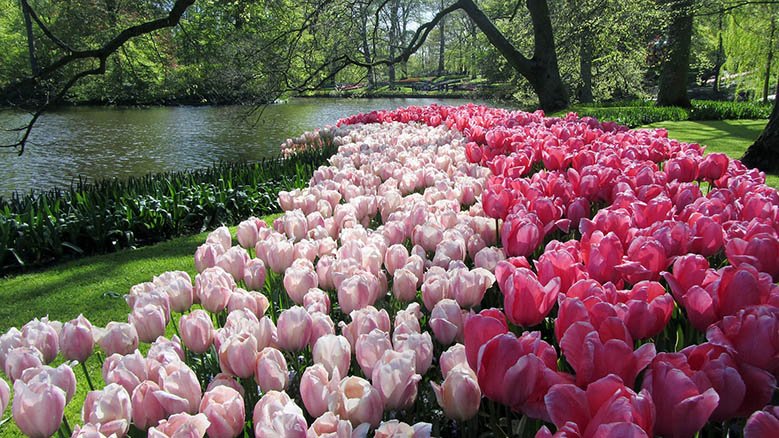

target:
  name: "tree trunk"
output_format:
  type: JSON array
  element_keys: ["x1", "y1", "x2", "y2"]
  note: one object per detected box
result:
[
  {"x1": 359, "y1": 9, "x2": 375, "y2": 88},
  {"x1": 460, "y1": 0, "x2": 568, "y2": 111},
  {"x1": 713, "y1": 10, "x2": 723, "y2": 93},
  {"x1": 741, "y1": 79, "x2": 779, "y2": 173},
  {"x1": 657, "y1": 0, "x2": 693, "y2": 108},
  {"x1": 388, "y1": 0, "x2": 400, "y2": 85},
  {"x1": 763, "y1": 15, "x2": 775, "y2": 103},
  {"x1": 20, "y1": 0, "x2": 38, "y2": 75},
  {"x1": 579, "y1": 28, "x2": 593, "y2": 103},
  {"x1": 437, "y1": 0, "x2": 446, "y2": 76}
]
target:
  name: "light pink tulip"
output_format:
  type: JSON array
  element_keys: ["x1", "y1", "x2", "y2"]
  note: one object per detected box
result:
[
  {"x1": 206, "y1": 226, "x2": 232, "y2": 251},
  {"x1": 217, "y1": 246, "x2": 250, "y2": 282},
  {"x1": 126, "y1": 288, "x2": 171, "y2": 325},
  {"x1": 284, "y1": 264, "x2": 319, "y2": 304},
  {"x1": 160, "y1": 363, "x2": 202, "y2": 415},
  {"x1": 199, "y1": 385, "x2": 245, "y2": 438},
  {"x1": 312, "y1": 334, "x2": 351, "y2": 378},
  {"x1": 0, "y1": 378, "x2": 8, "y2": 415},
  {"x1": 4, "y1": 347, "x2": 43, "y2": 382},
  {"x1": 237, "y1": 217, "x2": 263, "y2": 249},
  {"x1": 307, "y1": 411, "x2": 365, "y2": 438},
  {"x1": 473, "y1": 246, "x2": 506, "y2": 272},
  {"x1": 266, "y1": 239, "x2": 295, "y2": 273},
  {"x1": 147, "y1": 412, "x2": 210, "y2": 438},
  {"x1": 13, "y1": 379, "x2": 66, "y2": 438},
  {"x1": 255, "y1": 347, "x2": 288, "y2": 392},
  {"x1": 70, "y1": 423, "x2": 111, "y2": 438},
  {"x1": 430, "y1": 299, "x2": 465, "y2": 345},
  {"x1": 195, "y1": 267, "x2": 235, "y2": 314},
  {"x1": 60, "y1": 315, "x2": 94, "y2": 363},
  {"x1": 128, "y1": 304, "x2": 167, "y2": 344},
  {"x1": 439, "y1": 344, "x2": 468, "y2": 379},
  {"x1": 303, "y1": 289, "x2": 331, "y2": 314},
  {"x1": 82, "y1": 383, "x2": 133, "y2": 437},
  {"x1": 337, "y1": 272, "x2": 381, "y2": 314},
  {"x1": 300, "y1": 364, "x2": 332, "y2": 418},
  {"x1": 356, "y1": 329, "x2": 393, "y2": 378},
  {"x1": 206, "y1": 373, "x2": 244, "y2": 397},
  {"x1": 339, "y1": 306, "x2": 391, "y2": 348},
  {"x1": 228, "y1": 288, "x2": 270, "y2": 317},
  {"x1": 178, "y1": 310, "x2": 214, "y2": 354},
  {"x1": 329, "y1": 375, "x2": 383, "y2": 428},
  {"x1": 194, "y1": 243, "x2": 223, "y2": 273},
  {"x1": 153, "y1": 271, "x2": 193, "y2": 313},
  {"x1": 20, "y1": 363, "x2": 76, "y2": 403},
  {"x1": 284, "y1": 209, "x2": 309, "y2": 242},
  {"x1": 375, "y1": 420, "x2": 432, "y2": 438},
  {"x1": 253, "y1": 391, "x2": 308, "y2": 438},
  {"x1": 421, "y1": 267, "x2": 451, "y2": 311},
  {"x1": 244, "y1": 258, "x2": 268, "y2": 291},
  {"x1": 371, "y1": 350, "x2": 421, "y2": 410},
  {"x1": 431, "y1": 366, "x2": 481, "y2": 421},
  {"x1": 0, "y1": 327, "x2": 23, "y2": 372},
  {"x1": 131, "y1": 380, "x2": 167, "y2": 430},
  {"x1": 385, "y1": 244, "x2": 409, "y2": 276},
  {"x1": 21, "y1": 317, "x2": 59, "y2": 364},
  {"x1": 309, "y1": 312, "x2": 336, "y2": 347},
  {"x1": 102, "y1": 350, "x2": 147, "y2": 395},
  {"x1": 277, "y1": 306, "x2": 313, "y2": 352},
  {"x1": 316, "y1": 255, "x2": 336, "y2": 290},
  {"x1": 394, "y1": 331, "x2": 434, "y2": 374},
  {"x1": 218, "y1": 332, "x2": 258, "y2": 379},
  {"x1": 294, "y1": 239, "x2": 319, "y2": 262},
  {"x1": 392, "y1": 268, "x2": 419, "y2": 302}
]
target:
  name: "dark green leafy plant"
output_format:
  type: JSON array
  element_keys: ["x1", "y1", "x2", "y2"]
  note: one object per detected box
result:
[{"x1": 0, "y1": 133, "x2": 337, "y2": 275}]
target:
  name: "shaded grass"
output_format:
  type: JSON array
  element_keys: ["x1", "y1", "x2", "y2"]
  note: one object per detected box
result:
[{"x1": 641, "y1": 119, "x2": 779, "y2": 189}]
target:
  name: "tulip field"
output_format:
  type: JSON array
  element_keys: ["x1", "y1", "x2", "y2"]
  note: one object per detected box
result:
[{"x1": 1, "y1": 103, "x2": 778, "y2": 437}]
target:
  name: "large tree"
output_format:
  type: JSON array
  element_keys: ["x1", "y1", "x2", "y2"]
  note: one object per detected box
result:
[
  {"x1": 741, "y1": 80, "x2": 779, "y2": 173},
  {"x1": 657, "y1": 0, "x2": 694, "y2": 107}
]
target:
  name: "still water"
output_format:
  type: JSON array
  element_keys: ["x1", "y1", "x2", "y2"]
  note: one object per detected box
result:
[{"x1": 0, "y1": 97, "x2": 496, "y2": 196}]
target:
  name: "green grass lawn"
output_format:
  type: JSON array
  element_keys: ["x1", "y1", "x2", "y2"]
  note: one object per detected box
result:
[{"x1": 642, "y1": 119, "x2": 779, "y2": 188}]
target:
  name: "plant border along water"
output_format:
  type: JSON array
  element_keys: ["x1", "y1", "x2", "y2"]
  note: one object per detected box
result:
[{"x1": 0, "y1": 129, "x2": 338, "y2": 275}]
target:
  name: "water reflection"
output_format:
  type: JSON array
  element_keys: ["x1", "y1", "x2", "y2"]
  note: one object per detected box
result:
[{"x1": 0, "y1": 98, "x2": 499, "y2": 196}]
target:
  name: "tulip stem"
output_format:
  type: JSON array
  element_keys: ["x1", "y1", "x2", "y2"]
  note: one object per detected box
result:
[
  {"x1": 171, "y1": 313, "x2": 181, "y2": 338},
  {"x1": 495, "y1": 218, "x2": 500, "y2": 246},
  {"x1": 62, "y1": 416, "x2": 73, "y2": 436},
  {"x1": 80, "y1": 360, "x2": 95, "y2": 391},
  {"x1": 57, "y1": 427, "x2": 67, "y2": 438}
]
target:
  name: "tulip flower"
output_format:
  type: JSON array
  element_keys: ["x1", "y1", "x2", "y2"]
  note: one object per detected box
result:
[
  {"x1": 431, "y1": 365, "x2": 481, "y2": 421},
  {"x1": 328, "y1": 376, "x2": 383, "y2": 428},
  {"x1": 429, "y1": 299, "x2": 465, "y2": 345},
  {"x1": 312, "y1": 334, "x2": 351, "y2": 379},
  {"x1": 12, "y1": 379, "x2": 66, "y2": 438},
  {"x1": 744, "y1": 406, "x2": 779, "y2": 438},
  {"x1": 148, "y1": 412, "x2": 210, "y2": 438},
  {"x1": 160, "y1": 362, "x2": 202, "y2": 415},
  {"x1": 244, "y1": 257, "x2": 268, "y2": 291},
  {"x1": 255, "y1": 347, "x2": 288, "y2": 392},
  {"x1": 60, "y1": 314, "x2": 94, "y2": 363},
  {"x1": 277, "y1": 306, "x2": 313, "y2": 352},
  {"x1": 102, "y1": 350, "x2": 147, "y2": 395},
  {"x1": 4, "y1": 347, "x2": 43, "y2": 382},
  {"x1": 178, "y1": 309, "x2": 214, "y2": 354},
  {"x1": 21, "y1": 317, "x2": 59, "y2": 364},
  {"x1": 706, "y1": 305, "x2": 779, "y2": 377},
  {"x1": 199, "y1": 385, "x2": 246, "y2": 438},
  {"x1": 371, "y1": 350, "x2": 421, "y2": 410},
  {"x1": 463, "y1": 308, "x2": 509, "y2": 370},
  {"x1": 131, "y1": 380, "x2": 167, "y2": 430},
  {"x1": 375, "y1": 420, "x2": 432, "y2": 438},
  {"x1": 284, "y1": 263, "x2": 319, "y2": 304},
  {"x1": 237, "y1": 217, "x2": 263, "y2": 249},
  {"x1": 502, "y1": 267, "x2": 560, "y2": 327},
  {"x1": 253, "y1": 391, "x2": 308, "y2": 437},
  {"x1": 83, "y1": 383, "x2": 133, "y2": 437},
  {"x1": 0, "y1": 327, "x2": 23, "y2": 372},
  {"x1": 308, "y1": 411, "x2": 367, "y2": 437},
  {"x1": 19, "y1": 363, "x2": 76, "y2": 403},
  {"x1": 95, "y1": 321, "x2": 141, "y2": 357},
  {"x1": 0, "y1": 378, "x2": 8, "y2": 415},
  {"x1": 218, "y1": 332, "x2": 258, "y2": 379},
  {"x1": 153, "y1": 270, "x2": 194, "y2": 313}
]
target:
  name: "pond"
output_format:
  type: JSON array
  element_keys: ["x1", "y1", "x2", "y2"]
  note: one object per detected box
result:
[{"x1": 0, "y1": 97, "x2": 500, "y2": 196}]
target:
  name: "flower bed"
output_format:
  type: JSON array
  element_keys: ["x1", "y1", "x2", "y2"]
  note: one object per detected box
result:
[{"x1": 0, "y1": 104, "x2": 777, "y2": 437}]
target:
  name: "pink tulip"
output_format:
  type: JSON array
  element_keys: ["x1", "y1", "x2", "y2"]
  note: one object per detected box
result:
[
  {"x1": 206, "y1": 226, "x2": 232, "y2": 251},
  {"x1": 726, "y1": 233, "x2": 779, "y2": 280},
  {"x1": 539, "y1": 374, "x2": 655, "y2": 438},
  {"x1": 430, "y1": 299, "x2": 464, "y2": 345},
  {"x1": 642, "y1": 358, "x2": 720, "y2": 438},
  {"x1": 153, "y1": 271, "x2": 194, "y2": 313},
  {"x1": 21, "y1": 317, "x2": 59, "y2": 364},
  {"x1": 178, "y1": 310, "x2": 214, "y2": 354},
  {"x1": 501, "y1": 213, "x2": 543, "y2": 257},
  {"x1": 126, "y1": 288, "x2": 170, "y2": 325},
  {"x1": 312, "y1": 334, "x2": 350, "y2": 378},
  {"x1": 194, "y1": 243, "x2": 223, "y2": 273},
  {"x1": 706, "y1": 305, "x2": 779, "y2": 377},
  {"x1": 339, "y1": 306, "x2": 391, "y2": 348},
  {"x1": 237, "y1": 217, "x2": 263, "y2": 249},
  {"x1": 244, "y1": 257, "x2": 268, "y2": 291},
  {"x1": 277, "y1": 306, "x2": 313, "y2": 351},
  {"x1": 82, "y1": 383, "x2": 133, "y2": 437},
  {"x1": 328, "y1": 376, "x2": 383, "y2": 427},
  {"x1": 102, "y1": 350, "x2": 147, "y2": 395},
  {"x1": 255, "y1": 347, "x2": 288, "y2": 392},
  {"x1": 473, "y1": 246, "x2": 506, "y2": 272},
  {"x1": 195, "y1": 267, "x2": 235, "y2": 313},
  {"x1": 206, "y1": 373, "x2": 244, "y2": 397},
  {"x1": 688, "y1": 215, "x2": 725, "y2": 257},
  {"x1": 12, "y1": 379, "x2": 66, "y2": 438},
  {"x1": 0, "y1": 327, "x2": 23, "y2": 372},
  {"x1": 698, "y1": 153, "x2": 729, "y2": 181},
  {"x1": 661, "y1": 253, "x2": 716, "y2": 302},
  {"x1": 0, "y1": 378, "x2": 8, "y2": 415},
  {"x1": 371, "y1": 350, "x2": 421, "y2": 410},
  {"x1": 159, "y1": 362, "x2": 202, "y2": 415},
  {"x1": 71, "y1": 423, "x2": 111, "y2": 438},
  {"x1": 451, "y1": 267, "x2": 495, "y2": 309},
  {"x1": 300, "y1": 363, "x2": 333, "y2": 419},
  {"x1": 618, "y1": 280, "x2": 674, "y2": 340},
  {"x1": 463, "y1": 308, "x2": 509, "y2": 370},
  {"x1": 148, "y1": 412, "x2": 210, "y2": 438},
  {"x1": 128, "y1": 304, "x2": 167, "y2": 344},
  {"x1": 534, "y1": 245, "x2": 584, "y2": 295},
  {"x1": 337, "y1": 271, "x2": 381, "y2": 314},
  {"x1": 385, "y1": 244, "x2": 409, "y2": 276},
  {"x1": 308, "y1": 411, "x2": 364, "y2": 437},
  {"x1": 4, "y1": 347, "x2": 43, "y2": 382},
  {"x1": 303, "y1": 288, "x2": 331, "y2": 314},
  {"x1": 744, "y1": 406, "x2": 779, "y2": 438},
  {"x1": 581, "y1": 231, "x2": 624, "y2": 285},
  {"x1": 265, "y1": 239, "x2": 295, "y2": 273},
  {"x1": 131, "y1": 380, "x2": 167, "y2": 430},
  {"x1": 375, "y1": 420, "x2": 431, "y2": 438},
  {"x1": 392, "y1": 268, "x2": 419, "y2": 302},
  {"x1": 199, "y1": 385, "x2": 246, "y2": 438},
  {"x1": 439, "y1": 344, "x2": 468, "y2": 380},
  {"x1": 475, "y1": 331, "x2": 570, "y2": 422},
  {"x1": 20, "y1": 363, "x2": 76, "y2": 403},
  {"x1": 393, "y1": 331, "x2": 433, "y2": 375},
  {"x1": 420, "y1": 267, "x2": 451, "y2": 311},
  {"x1": 431, "y1": 365, "x2": 481, "y2": 421},
  {"x1": 60, "y1": 315, "x2": 93, "y2": 363},
  {"x1": 218, "y1": 332, "x2": 258, "y2": 379},
  {"x1": 253, "y1": 391, "x2": 308, "y2": 437},
  {"x1": 284, "y1": 263, "x2": 319, "y2": 304},
  {"x1": 216, "y1": 246, "x2": 249, "y2": 281}
]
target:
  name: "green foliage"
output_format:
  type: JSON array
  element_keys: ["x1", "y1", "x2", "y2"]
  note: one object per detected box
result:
[
  {"x1": 0, "y1": 134, "x2": 337, "y2": 275},
  {"x1": 556, "y1": 99, "x2": 772, "y2": 127}
]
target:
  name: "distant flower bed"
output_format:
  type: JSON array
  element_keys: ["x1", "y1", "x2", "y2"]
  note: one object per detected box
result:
[{"x1": 0, "y1": 104, "x2": 777, "y2": 437}]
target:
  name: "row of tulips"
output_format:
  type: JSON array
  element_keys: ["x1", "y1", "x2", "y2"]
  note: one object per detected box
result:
[{"x1": 0, "y1": 104, "x2": 777, "y2": 437}]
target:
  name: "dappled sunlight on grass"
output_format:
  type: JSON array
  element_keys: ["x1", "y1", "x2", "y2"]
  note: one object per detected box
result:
[{"x1": 643, "y1": 119, "x2": 779, "y2": 189}]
